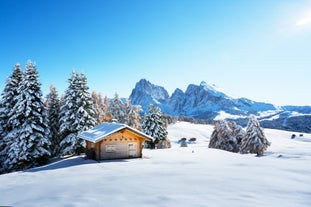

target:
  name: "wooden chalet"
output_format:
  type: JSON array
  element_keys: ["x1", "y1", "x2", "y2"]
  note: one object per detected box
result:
[{"x1": 78, "y1": 123, "x2": 153, "y2": 160}]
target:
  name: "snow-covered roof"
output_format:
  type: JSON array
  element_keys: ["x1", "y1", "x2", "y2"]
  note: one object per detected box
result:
[{"x1": 78, "y1": 123, "x2": 153, "y2": 143}]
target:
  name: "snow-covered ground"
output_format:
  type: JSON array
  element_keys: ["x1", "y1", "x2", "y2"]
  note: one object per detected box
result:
[{"x1": 1, "y1": 122, "x2": 311, "y2": 207}]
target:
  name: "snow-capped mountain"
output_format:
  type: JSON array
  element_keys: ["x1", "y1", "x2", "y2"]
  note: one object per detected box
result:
[
  {"x1": 129, "y1": 79, "x2": 311, "y2": 133},
  {"x1": 129, "y1": 79, "x2": 169, "y2": 108},
  {"x1": 130, "y1": 79, "x2": 277, "y2": 117},
  {"x1": 170, "y1": 81, "x2": 278, "y2": 118}
]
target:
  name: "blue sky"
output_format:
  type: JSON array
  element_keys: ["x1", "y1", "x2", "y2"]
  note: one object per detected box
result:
[{"x1": 1, "y1": 0, "x2": 311, "y2": 106}]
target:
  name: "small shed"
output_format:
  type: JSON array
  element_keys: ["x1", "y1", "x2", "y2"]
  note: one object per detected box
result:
[{"x1": 78, "y1": 123, "x2": 153, "y2": 160}]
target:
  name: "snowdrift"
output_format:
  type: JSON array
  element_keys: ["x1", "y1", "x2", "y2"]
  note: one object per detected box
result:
[{"x1": 0, "y1": 122, "x2": 310, "y2": 207}]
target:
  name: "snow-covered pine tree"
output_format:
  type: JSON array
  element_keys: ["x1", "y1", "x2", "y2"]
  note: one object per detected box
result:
[
  {"x1": 240, "y1": 115, "x2": 270, "y2": 156},
  {"x1": 228, "y1": 121, "x2": 245, "y2": 149},
  {"x1": 124, "y1": 99, "x2": 141, "y2": 130},
  {"x1": 0, "y1": 64, "x2": 23, "y2": 172},
  {"x1": 208, "y1": 120, "x2": 239, "y2": 152},
  {"x1": 141, "y1": 105, "x2": 167, "y2": 146},
  {"x1": 4, "y1": 61, "x2": 51, "y2": 171},
  {"x1": 0, "y1": 104, "x2": 4, "y2": 171},
  {"x1": 59, "y1": 71, "x2": 97, "y2": 156},
  {"x1": 58, "y1": 71, "x2": 79, "y2": 155},
  {"x1": 0, "y1": 64, "x2": 23, "y2": 173},
  {"x1": 76, "y1": 73, "x2": 97, "y2": 130},
  {"x1": 107, "y1": 93, "x2": 126, "y2": 123},
  {"x1": 45, "y1": 85, "x2": 61, "y2": 157},
  {"x1": 0, "y1": 101, "x2": 4, "y2": 172}
]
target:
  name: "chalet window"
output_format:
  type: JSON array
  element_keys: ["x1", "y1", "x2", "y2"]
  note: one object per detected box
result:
[
  {"x1": 106, "y1": 145, "x2": 116, "y2": 153},
  {"x1": 128, "y1": 143, "x2": 137, "y2": 150}
]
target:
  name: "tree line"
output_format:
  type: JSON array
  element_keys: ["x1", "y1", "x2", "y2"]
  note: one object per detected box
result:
[
  {"x1": 0, "y1": 61, "x2": 271, "y2": 173},
  {"x1": 0, "y1": 61, "x2": 168, "y2": 173}
]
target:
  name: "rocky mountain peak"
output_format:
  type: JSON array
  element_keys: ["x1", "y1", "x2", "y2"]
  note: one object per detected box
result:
[
  {"x1": 130, "y1": 78, "x2": 277, "y2": 116},
  {"x1": 128, "y1": 79, "x2": 311, "y2": 133},
  {"x1": 129, "y1": 79, "x2": 169, "y2": 112},
  {"x1": 200, "y1": 81, "x2": 208, "y2": 87},
  {"x1": 131, "y1": 79, "x2": 169, "y2": 100}
]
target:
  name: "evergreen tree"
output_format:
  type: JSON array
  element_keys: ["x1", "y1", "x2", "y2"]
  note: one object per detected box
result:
[
  {"x1": 228, "y1": 121, "x2": 245, "y2": 147},
  {"x1": 0, "y1": 64, "x2": 23, "y2": 172},
  {"x1": 45, "y1": 85, "x2": 61, "y2": 157},
  {"x1": 208, "y1": 120, "x2": 245, "y2": 152},
  {"x1": 59, "y1": 71, "x2": 79, "y2": 155},
  {"x1": 77, "y1": 73, "x2": 97, "y2": 129},
  {"x1": 0, "y1": 101, "x2": 4, "y2": 172},
  {"x1": 107, "y1": 93, "x2": 126, "y2": 123},
  {"x1": 240, "y1": 115, "x2": 270, "y2": 156},
  {"x1": 5, "y1": 61, "x2": 50, "y2": 171},
  {"x1": 125, "y1": 99, "x2": 141, "y2": 130},
  {"x1": 106, "y1": 96, "x2": 141, "y2": 128},
  {"x1": 59, "y1": 71, "x2": 96, "y2": 156},
  {"x1": 209, "y1": 120, "x2": 238, "y2": 152},
  {"x1": 141, "y1": 105, "x2": 167, "y2": 145}
]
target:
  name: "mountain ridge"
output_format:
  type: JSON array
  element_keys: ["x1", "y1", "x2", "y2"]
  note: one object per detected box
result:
[{"x1": 129, "y1": 79, "x2": 311, "y2": 133}]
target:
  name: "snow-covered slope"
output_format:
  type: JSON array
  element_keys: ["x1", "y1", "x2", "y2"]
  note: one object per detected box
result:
[{"x1": 0, "y1": 122, "x2": 310, "y2": 207}]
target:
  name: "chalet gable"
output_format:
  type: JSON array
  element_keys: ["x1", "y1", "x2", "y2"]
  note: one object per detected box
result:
[
  {"x1": 78, "y1": 123, "x2": 153, "y2": 143},
  {"x1": 79, "y1": 123, "x2": 153, "y2": 160}
]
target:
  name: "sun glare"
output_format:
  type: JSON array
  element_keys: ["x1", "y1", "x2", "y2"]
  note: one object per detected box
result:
[
  {"x1": 296, "y1": 11, "x2": 311, "y2": 26},
  {"x1": 296, "y1": 16, "x2": 311, "y2": 26}
]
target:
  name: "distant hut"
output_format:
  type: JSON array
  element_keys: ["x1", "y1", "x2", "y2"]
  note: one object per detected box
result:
[
  {"x1": 79, "y1": 123, "x2": 153, "y2": 160},
  {"x1": 180, "y1": 138, "x2": 188, "y2": 147},
  {"x1": 188, "y1": 137, "x2": 197, "y2": 144}
]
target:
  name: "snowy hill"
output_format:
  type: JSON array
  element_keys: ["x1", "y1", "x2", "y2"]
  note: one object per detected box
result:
[
  {"x1": 0, "y1": 122, "x2": 310, "y2": 207},
  {"x1": 129, "y1": 79, "x2": 311, "y2": 132}
]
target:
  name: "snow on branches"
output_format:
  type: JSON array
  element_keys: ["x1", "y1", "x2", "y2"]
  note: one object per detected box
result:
[
  {"x1": 240, "y1": 115, "x2": 271, "y2": 156},
  {"x1": 45, "y1": 85, "x2": 61, "y2": 156},
  {"x1": 0, "y1": 64, "x2": 23, "y2": 172},
  {"x1": 209, "y1": 116, "x2": 270, "y2": 155},
  {"x1": 208, "y1": 120, "x2": 242, "y2": 152},
  {"x1": 58, "y1": 71, "x2": 97, "y2": 156},
  {"x1": 2, "y1": 61, "x2": 50, "y2": 171},
  {"x1": 142, "y1": 105, "x2": 168, "y2": 144}
]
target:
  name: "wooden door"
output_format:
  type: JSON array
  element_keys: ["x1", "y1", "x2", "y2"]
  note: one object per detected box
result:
[{"x1": 128, "y1": 143, "x2": 138, "y2": 158}]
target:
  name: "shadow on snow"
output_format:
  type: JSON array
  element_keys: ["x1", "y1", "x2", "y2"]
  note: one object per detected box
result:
[
  {"x1": 26, "y1": 156, "x2": 130, "y2": 173},
  {"x1": 26, "y1": 156, "x2": 96, "y2": 173}
]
